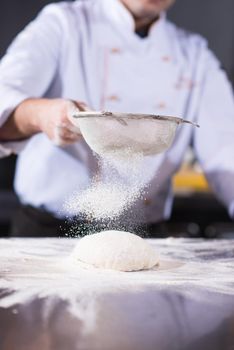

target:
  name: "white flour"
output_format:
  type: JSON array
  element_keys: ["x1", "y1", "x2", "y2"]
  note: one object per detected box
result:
[
  {"x1": 64, "y1": 149, "x2": 155, "y2": 222},
  {"x1": 1, "y1": 238, "x2": 234, "y2": 305},
  {"x1": 1, "y1": 238, "x2": 234, "y2": 350}
]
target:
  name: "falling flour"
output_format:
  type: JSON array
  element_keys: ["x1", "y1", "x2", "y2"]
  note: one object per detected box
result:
[{"x1": 64, "y1": 148, "x2": 155, "y2": 221}]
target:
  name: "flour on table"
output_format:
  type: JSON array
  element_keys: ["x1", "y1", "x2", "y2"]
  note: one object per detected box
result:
[{"x1": 71, "y1": 230, "x2": 160, "y2": 272}]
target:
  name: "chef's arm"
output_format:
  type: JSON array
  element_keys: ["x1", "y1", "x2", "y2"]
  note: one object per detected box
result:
[
  {"x1": 0, "y1": 98, "x2": 49, "y2": 141},
  {"x1": 0, "y1": 4, "x2": 82, "y2": 156},
  {"x1": 0, "y1": 98, "x2": 86, "y2": 146},
  {"x1": 193, "y1": 49, "x2": 234, "y2": 219}
]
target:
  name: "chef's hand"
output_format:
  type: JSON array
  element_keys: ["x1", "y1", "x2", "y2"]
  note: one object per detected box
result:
[
  {"x1": 0, "y1": 98, "x2": 91, "y2": 145},
  {"x1": 38, "y1": 99, "x2": 91, "y2": 146}
]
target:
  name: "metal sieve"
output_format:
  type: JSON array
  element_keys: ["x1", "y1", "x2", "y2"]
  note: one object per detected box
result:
[{"x1": 70, "y1": 111, "x2": 199, "y2": 156}]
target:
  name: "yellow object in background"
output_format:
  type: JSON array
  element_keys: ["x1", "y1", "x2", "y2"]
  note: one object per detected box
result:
[{"x1": 173, "y1": 167, "x2": 210, "y2": 193}]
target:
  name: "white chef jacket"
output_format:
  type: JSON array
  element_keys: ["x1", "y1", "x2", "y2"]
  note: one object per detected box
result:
[{"x1": 0, "y1": 0, "x2": 234, "y2": 222}]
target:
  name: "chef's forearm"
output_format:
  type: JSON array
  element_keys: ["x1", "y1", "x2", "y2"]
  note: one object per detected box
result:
[{"x1": 0, "y1": 98, "x2": 43, "y2": 141}]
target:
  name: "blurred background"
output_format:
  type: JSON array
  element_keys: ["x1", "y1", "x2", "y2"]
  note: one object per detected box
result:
[{"x1": 0, "y1": 0, "x2": 234, "y2": 238}]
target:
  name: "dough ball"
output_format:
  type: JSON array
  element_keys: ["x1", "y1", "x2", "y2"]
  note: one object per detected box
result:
[{"x1": 71, "y1": 230, "x2": 159, "y2": 271}]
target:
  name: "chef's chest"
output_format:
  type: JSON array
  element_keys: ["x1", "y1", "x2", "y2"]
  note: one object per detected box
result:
[{"x1": 88, "y1": 41, "x2": 198, "y2": 114}]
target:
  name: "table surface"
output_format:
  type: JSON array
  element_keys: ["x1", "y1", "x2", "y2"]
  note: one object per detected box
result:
[{"x1": 0, "y1": 238, "x2": 234, "y2": 350}]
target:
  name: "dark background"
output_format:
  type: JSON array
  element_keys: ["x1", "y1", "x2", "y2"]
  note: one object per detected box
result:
[{"x1": 0, "y1": 0, "x2": 234, "y2": 237}]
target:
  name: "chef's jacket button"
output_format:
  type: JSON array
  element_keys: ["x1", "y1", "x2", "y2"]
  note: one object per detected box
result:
[
  {"x1": 162, "y1": 55, "x2": 171, "y2": 62},
  {"x1": 174, "y1": 83, "x2": 182, "y2": 90},
  {"x1": 175, "y1": 79, "x2": 196, "y2": 90},
  {"x1": 144, "y1": 198, "x2": 152, "y2": 206},
  {"x1": 187, "y1": 80, "x2": 196, "y2": 89},
  {"x1": 110, "y1": 47, "x2": 122, "y2": 54},
  {"x1": 157, "y1": 102, "x2": 166, "y2": 109},
  {"x1": 107, "y1": 95, "x2": 121, "y2": 102}
]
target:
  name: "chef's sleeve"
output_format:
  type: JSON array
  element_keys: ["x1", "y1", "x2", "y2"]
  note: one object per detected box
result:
[
  {"x1": 0, "y1": 4, "x2": 63, "y2": 157},
  {"x1": 193, "y1": 48, "x2": 234, "y2": 219}
]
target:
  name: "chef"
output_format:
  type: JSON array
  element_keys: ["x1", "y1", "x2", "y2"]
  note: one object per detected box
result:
[{"x1": 0, "y1": 0, "x2": 234, "y2": 236}]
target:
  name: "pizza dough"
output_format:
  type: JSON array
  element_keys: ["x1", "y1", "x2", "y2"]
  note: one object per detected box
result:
[{"x1": 71, "y1": 230, "x2": 159, "y2": 271}]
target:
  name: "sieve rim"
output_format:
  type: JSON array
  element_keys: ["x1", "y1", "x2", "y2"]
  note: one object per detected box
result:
[{"x1": 72, "y1": 111, "x2": 200, "y2": 128}]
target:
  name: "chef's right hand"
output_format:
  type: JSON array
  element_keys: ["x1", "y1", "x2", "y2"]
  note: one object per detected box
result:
[{"x1": 38, "y1": 99, "x2": 90, "y2": 146}]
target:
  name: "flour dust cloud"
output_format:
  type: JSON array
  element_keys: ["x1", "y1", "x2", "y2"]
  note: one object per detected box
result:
[{"x1": 64, "y1": 148, "x2": 155, "y2": 235}]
